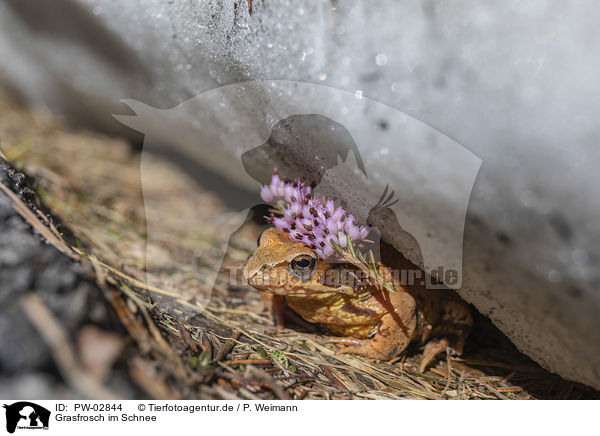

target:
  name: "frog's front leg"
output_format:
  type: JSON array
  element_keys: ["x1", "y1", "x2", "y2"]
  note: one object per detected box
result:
[
  {"x1": 262, "y1": 293, "x2": 317, "y2": 332},
  {"x1": 264, "y1": 294, "x2": 286, "y2": 329}
]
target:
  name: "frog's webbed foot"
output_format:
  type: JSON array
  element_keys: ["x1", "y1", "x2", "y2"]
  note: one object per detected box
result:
[
  {"x1": 323, "y1": 336, "x2": 377, "y2": 357},
  {"x1": 325, "y1": 314, "x2": 414, "y2": 361},
  {"x1": 419, "y1": 299, "x2": 472, "y2": 372},
  {"x1": 419, "y1": 335, "x2": 467, "y2": 372},
  {"x1": 419, "y1": 338, "x2": 451, "y2": 372},
  {"x1": 323, "y1": 337, "x2": 364, "y2": 346}
]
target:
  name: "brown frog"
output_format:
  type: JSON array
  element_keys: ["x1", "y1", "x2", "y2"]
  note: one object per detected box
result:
[{"x1": 243, "y1": 227, "x2": 472, "y2": 371}]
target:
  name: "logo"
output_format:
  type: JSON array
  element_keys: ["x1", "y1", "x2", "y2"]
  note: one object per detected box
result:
[
  {"x1": 114, "y1": 80, "x2": 481, "y2": 300},
  {"x1": 3, "y1": 402, "x2": 50, "y2": 434}
]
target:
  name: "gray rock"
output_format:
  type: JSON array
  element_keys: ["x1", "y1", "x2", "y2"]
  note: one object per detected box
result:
[
  {"x1": 0, "y1": 191, "x2": 140, "y2": 399},
  {"x1": 0, "y1": 193, "x2": 90, "y2": 371},
  {"x1": 0, "y1": 1, "x2": 598, "y2": 388}
]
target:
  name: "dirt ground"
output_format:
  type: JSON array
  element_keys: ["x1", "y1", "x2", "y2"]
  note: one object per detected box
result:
[{"x1": 0, "y1": 89, "x2": 598, "y2": 400}]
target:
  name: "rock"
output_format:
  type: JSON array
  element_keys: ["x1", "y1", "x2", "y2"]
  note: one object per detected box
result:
[
  {"x1": 0, "y1": 1, "x2": 598, "y2": 388},
  {"x1": 0, "y1": 193, "x2": 93, "y2": 371}
]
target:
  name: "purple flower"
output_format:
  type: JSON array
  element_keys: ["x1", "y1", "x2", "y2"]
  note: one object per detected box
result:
[
  {"x1": 297, "y1": 217, "x2": 314, "y2": 231},
  {"x1": 326, "y1": 219, "x2": 339, "y2": 236},
  {"x1": 260, "y1": 185, "x2": 274, "y2": 203},
  {"x1": 287, "y1": 202, "x2": 302, "y2": 217},
  {"x1": 325, "y1": 199, "x2": 335, "y2": 216},
  {"x1": 338, "y1": 231, "x2": 348, "y2": 248},
  {"x1": 345, "y1": 225, "x2": 361, "y2": 241},
  {"x1": 300, "y1": 235, "x2": 315, "y2": 248},
  {"x1": 331, "y1": 206, "x2": 345, "y2": 222},
  {"x1": 283, "y1": 185, "x2": 296, "y2": 202},
  {"x1": 272, "y1": 216, "x2": 290, "y2": 232},
  {"x1": 313, "y1": 224, "x2": 327, "y2": 239},
  {"x1": 322, "y1": 244, "x2": 335, "y2": 258},
  {"x1": 262, "y1": 172, "x2": 371, "y2": 259},
  {"x1": 301, "y1": 204, "x2": 312, "y2": 218}
]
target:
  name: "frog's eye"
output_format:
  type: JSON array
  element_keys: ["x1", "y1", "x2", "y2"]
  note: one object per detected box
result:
[{"x1": 288, "y1": 254, "x2": 316, "y2": 282}]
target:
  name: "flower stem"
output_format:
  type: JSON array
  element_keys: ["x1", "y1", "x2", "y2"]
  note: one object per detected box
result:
[{"x1": 330, "y1": 236, "x2": 395, "y2": 293}]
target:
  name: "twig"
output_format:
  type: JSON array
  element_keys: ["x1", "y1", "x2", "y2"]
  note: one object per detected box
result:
[
  {"x1": 322, "y1": 367, "x2": 348, "y2": 391},
  {"x1": 441, "y1": 349, "x2": 453, "y2": 394},
  {"x1": 214, "y1": 331, "x2": 241, "y2": 362},
  {"x1": 245, "y1": 366, "x2": 290, "y2": 400},
  {"x1": 225, "y1": 359, "x2": 272, "y2": 366},
  {"x1": 179, "y1": 322, "x2": 198, "y2": 353},
  {"x1": 0, "y1": 163, "x2": 76, "y2": 260}
]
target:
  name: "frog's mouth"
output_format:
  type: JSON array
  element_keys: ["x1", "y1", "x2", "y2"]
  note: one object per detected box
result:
[
  {"x1": 245, "y1": 273, "x2": 348, "y2": 299},
  {"x1": 244, "y1": 263, "x2": 359, "y2": 297},
  {"x1": 244, "y1": 272, "x2": 314, "y2": 296}
]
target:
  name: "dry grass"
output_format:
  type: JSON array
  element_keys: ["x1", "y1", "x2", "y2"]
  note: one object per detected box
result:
[{"x1": 1, "y1": 91, "x2": 598, "y2": 400}]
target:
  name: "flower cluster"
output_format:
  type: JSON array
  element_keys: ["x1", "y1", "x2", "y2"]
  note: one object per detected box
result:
[{"x1": 260, "y1": 172, "x2": 370, "y2": 259}]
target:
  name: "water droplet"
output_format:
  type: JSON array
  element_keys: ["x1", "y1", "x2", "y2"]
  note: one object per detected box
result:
[
  {"x1": 354, "y1": 90, "x2": 363, "y2": 100},
  {"x1": 375, "y1": 53, "x2": 388, "y2": 66}
]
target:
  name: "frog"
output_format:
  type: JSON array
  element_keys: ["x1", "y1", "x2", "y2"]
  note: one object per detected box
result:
[{"x1": 243, "y1": 227, "x2": 473, "y2": 371}]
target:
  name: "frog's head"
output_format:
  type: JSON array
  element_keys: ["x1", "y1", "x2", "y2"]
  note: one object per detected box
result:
[{"x1": 243, "y1": 227, "x2": 353, "y2": 296}]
